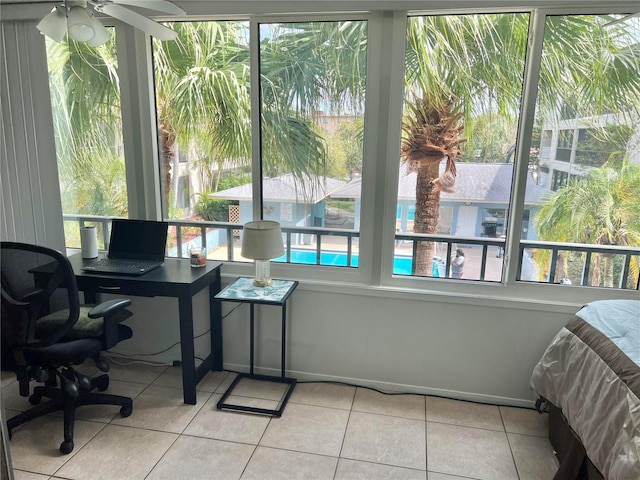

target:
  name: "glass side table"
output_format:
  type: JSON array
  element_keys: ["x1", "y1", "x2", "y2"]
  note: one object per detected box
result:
[{"x1": 214, "y1": 277, "x2": 298, "y2": 417}]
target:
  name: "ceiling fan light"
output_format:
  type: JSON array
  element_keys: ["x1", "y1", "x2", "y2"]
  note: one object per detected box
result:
[
  {"x1": 36, "y1": 7, "x2": 67, "y2": 42},
  {"x1": 87, "y1": 15, "x2": 111, "y2": 46},
  {"x1": 67, "y1": 6, "x2": 95, "y2": 42}
]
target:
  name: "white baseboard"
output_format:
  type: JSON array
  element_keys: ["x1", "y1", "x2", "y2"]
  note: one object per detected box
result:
[{"x1": 222, "y1": 363, "x2": 536, "y2": 409}]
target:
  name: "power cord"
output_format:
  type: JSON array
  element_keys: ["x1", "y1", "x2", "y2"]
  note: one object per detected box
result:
[
  {"x1": 102, "y1": 303, "x2": 243, "y2": 364},
  {"x1": 219, "y1": 368, "x2": 536, "y2": 410}
]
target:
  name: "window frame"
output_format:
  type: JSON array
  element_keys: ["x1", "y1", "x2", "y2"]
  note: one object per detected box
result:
[
  {"x1": 3, "y1": 1, "x2": 636, "y2": 304},
  {"x1": 136, "y1": 6, "x2": 640, "y2": 302}
]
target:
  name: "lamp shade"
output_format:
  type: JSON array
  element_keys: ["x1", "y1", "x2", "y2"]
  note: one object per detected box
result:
[
  {"x1": 87, "y1": 14, "x2": 111, "y2": 46},
  {"x1": 36, "y1": 7, "x2": 67, "y2": 42},
  {"x1": 241, "y1": 221, "x2": 284, "y2": 260},
  {"x1": 67, "y1": 6, "x2": 95, "y2": 42}
]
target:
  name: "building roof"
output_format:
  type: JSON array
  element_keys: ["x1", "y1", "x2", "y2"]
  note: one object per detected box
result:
[
  {"x1": 209, "y1": 173, "x2": 346, "y2": 204},
  {"x1": 330, "y1": 161, "x2": 550, "y2": 204}
]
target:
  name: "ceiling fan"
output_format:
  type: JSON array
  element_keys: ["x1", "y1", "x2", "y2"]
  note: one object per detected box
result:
[{"x1": 37, "y1": 0, "x2": 185, "y2": 46}]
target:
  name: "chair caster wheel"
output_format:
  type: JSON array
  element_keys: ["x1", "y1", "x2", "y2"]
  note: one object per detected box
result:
[
  {"x1": 120, "y1": 405, "x2": 132, "y2": 417},
  {"x1": 95, "y1": 376, "x2": 109, "y2": 392},
  {"x1": 29, "y1": 394, "x2": 42, "y2": 405},
  {"x1": 60, "y1": 440, "x2": 74, "y2": 454}
]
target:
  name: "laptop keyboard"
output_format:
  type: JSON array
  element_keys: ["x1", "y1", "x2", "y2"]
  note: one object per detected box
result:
[{"x1": 93, "y1": 258, "x2": 154, "y2": 269}]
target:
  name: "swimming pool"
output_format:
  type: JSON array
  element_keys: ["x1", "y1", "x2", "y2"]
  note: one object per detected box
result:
[{"x1": 273, "y1": 250, "x2": 444, "y2": 277}]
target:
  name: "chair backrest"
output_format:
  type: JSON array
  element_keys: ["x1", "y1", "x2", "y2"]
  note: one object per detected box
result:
[{"x1": 0, "y1": 242, "x2": 80, "y2": 350}]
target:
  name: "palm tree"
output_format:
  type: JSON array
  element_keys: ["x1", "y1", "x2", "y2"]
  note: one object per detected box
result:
[
  {"x1": 153, "y1": 21, "x2": 251, "y2": 214},
  {"x1": 47, "y1": 35, "x2": 127, "y2": 218},
  {"x1": 402, "y1": 13, "x2": 640, "y2": 275},
  {"x1": 257, "y1": 21, "x2": 367, "y2": 199},
  {"x1": 400, "y1": 95, "x2": 465, "y2": 270},
  {"x1": 535, "y1": 162, "x2": 640, "y2": 288},
  {"x1": 154, "y1": 20, "x2": 366, "y2": 211},
  {"x1": 49, "y1": 13, "x2": 639, "y2": 272}
]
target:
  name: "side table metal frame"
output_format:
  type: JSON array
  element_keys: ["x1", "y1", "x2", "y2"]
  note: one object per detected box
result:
[{"x1": 216, "y1": 278, "x2": 298, "y2": 417}]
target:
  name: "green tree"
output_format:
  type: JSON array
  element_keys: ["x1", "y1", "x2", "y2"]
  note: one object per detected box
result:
[
  {"x1": 402, "y1": 14, "x2": 640, "y2": 275},
  {"x1": 48, "y1": 14, "x2": 639, "y2": 281},
  {"x1": 535, "y1": 162, "x2": 640, "y2": 287},
  {"x1": 326, "y1": 118, "x2": 364, "y2": 179},
  {"x1": 257, "y1": 21, "x2": 366, "y2": 199},
  {"x1": 154, "y1": 20, "x2": 366, "y2": 211},
  {"x1": 153, "y1": 22, "x2": 251, "y2": 213},
  {"x1": 47, "y1": 35, "x2": 127, "y2": 217}
]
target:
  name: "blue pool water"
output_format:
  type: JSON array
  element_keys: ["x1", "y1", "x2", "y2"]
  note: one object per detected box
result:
[{"x1": 273, "y1": 250, "x2": 444, "y2": 277}]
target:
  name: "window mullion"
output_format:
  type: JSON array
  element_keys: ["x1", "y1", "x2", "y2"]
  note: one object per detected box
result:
[
  {"x1": 249, "y1": 17, "x2": 263, "y2": 221},
  {"x1": 503, "y1": 9, "x2": 546, "y2": 286},
  {"x1": 116, "y1": 23, "x2": 162, "y2": 220}
]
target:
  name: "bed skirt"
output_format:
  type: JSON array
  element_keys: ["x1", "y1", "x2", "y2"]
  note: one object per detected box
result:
[{"x1": 547, "y1": 402, "x2": 604, "y2": 480}]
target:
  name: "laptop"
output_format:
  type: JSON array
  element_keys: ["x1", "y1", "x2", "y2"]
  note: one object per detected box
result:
[{"x1": 81, "y1": 219, "x2": 169, "y2": 276}]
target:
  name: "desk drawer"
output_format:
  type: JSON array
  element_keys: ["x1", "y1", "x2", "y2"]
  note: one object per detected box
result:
[{"x1": 78, "y1": 278, "x2": 158, "y2": 298}]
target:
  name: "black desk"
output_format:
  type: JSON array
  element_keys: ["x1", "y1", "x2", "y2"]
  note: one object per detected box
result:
[
  {"x1": 68, "y1": 254, "x2": 223, "y2": 405},
  {"x1": 215, "y1": 277, "x2": 298, "y2": 417}
]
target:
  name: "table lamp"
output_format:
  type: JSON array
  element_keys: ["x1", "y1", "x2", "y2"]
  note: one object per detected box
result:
[{"x1": 241, "y1": 220, "x2": 285, "y2": 287}]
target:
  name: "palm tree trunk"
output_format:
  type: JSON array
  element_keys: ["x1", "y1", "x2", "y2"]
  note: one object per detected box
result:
[
  {"x1": 214, "y1": 162, "x2": 223, "y2": 192},
  {"x1": 158, "y1": 124, "x2": 175, "y2": 217},
  {"x1": 413, "y1": 159, "x2": 441, "y2": 276},
  {"x1": 590, "y1": 254, "x2": 601, "y2": 287},
  {"x1": 554, "y1": 252, "x2": 567, "y2": 283},
  {"x1": 603, "y1": 253, "x2": 614, "y2": 288}
]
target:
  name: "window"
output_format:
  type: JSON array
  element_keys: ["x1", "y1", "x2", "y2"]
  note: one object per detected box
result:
[
  {"x1": 35, "y1": 4, "x2": 637, "y2": 292},
  {"x1": 46, "y1": 32, "x2": 125, "y2": 249},
  {"x1": 152, "y1": 19, "x2": 368, "y2": 267},
  {"x1": 524, "y1": 14, "x2": 640, "y2": 289},
  {"x1": 575, "y1": 126, "x2": 633, "y2": 168},
  {"x1": 555, "y1": 129, "x2": 573, "y2": 162},
  {"x1": 551, "y1": 171, "x2": 569, "y2": 191},
  {"x1": 539, "y1": 130, "x2": 552, "y2": 159},
  {"x1": 396, "y1": 13, "x2": 529, "y2": 282},
  {"x1": 256, "y1": 20, "x2": 367, "y2": 266},
  {"x1": 152, "y1": 21, "x2": 251, "y2": 257}
]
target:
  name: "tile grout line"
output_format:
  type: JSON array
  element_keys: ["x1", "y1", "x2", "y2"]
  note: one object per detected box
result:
[
  {"x1": 425, "y1": 397, "x2": 429, "y2": 475},
  {"x1": 499, "y1": 406, "x2": 522, "y2": 480},
  {"x1": 331, "y1": 385, "x2": 358, "y2": 479}
]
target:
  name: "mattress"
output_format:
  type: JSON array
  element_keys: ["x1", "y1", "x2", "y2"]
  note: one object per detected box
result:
[{"x1": 530, "y1": 299, "x2": 640, "y2": 479}]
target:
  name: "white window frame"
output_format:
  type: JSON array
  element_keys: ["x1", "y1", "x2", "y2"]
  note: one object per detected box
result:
[{"x1": 2, "y1": 1, "x2": 637, "y2": 306}]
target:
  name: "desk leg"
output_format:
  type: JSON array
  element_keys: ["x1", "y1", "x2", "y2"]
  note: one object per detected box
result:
[
  {"x1": 210, "y1": 273, "x2": 223, "y2": 371},
  {"x1": 281, "y1": 302, "x2": 287, "y2": 378},
  {"x1": 178, "y1": 294, "x2": 197, "y2": 405},
  {"x1": 249, "y1": 304, "x2": 255, "y2": 375},
  {"x1": 84, "y1": 291, "x2": 98, "y2": 304}
]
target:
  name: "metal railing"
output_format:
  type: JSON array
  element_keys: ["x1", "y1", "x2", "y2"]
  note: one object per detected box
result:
[{"x1": 63, "y1": 215, "x2": 639, "y2": 289}]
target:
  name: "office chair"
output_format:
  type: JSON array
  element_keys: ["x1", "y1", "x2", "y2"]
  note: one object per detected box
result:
[{"x1": 1, "y1": 241, "x2": 134, "y2": 454}]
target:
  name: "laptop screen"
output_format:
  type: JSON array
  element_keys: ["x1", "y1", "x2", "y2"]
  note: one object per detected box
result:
[{"x1": 108, "y1": 219, "x2": 169, "y2": 261}]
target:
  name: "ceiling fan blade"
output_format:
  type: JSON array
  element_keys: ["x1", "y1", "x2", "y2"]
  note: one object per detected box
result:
[
  {"x1": 111, "y1": 0, "x2": 185, "y2": 16},
  {"x1": 603, "y1": 12, "x2": 640, "y2": 27},
  {"x1": 99, "y1": 3, "x2": 177, "y2": 40}
]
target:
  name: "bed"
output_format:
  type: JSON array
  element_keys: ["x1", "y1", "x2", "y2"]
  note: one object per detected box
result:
[{"x1": 530, "y1": 299, "x2": 640, "y2": 480}]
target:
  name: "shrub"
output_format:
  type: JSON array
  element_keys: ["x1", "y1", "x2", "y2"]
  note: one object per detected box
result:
[{"x1": 194, "y1": 194, "x2": 232, "y2": 221}]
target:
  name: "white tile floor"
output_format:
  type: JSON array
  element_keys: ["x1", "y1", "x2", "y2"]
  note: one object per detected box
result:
[{"x1": 2, "y1": 362, "x2": 559, "y2": 480}]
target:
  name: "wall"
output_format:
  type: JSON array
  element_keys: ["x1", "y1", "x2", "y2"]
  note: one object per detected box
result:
[
  {"x1": 112, "y1": 280, "x2": 577, "y2": 408},
  {"x1": 0, "y1": 21, "x2": 65, "y2": 249}
]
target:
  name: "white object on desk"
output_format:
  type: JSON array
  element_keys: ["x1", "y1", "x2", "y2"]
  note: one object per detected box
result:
[{"x1": 80, "y1": 226, "x2": 98, "y2": 258}]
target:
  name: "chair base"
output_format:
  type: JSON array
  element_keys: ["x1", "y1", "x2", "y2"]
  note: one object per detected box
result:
[{"x1": 6, "y1": 374, "x2": 132, "y2": 454}]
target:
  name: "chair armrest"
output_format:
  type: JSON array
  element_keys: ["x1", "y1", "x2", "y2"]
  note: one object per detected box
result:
[
  {"x1": 88, "y1": 299, "x2": 132, "y2": 319},
  {"x1": 88, "y1": 299, "x2": 133, "y2": 350}
]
